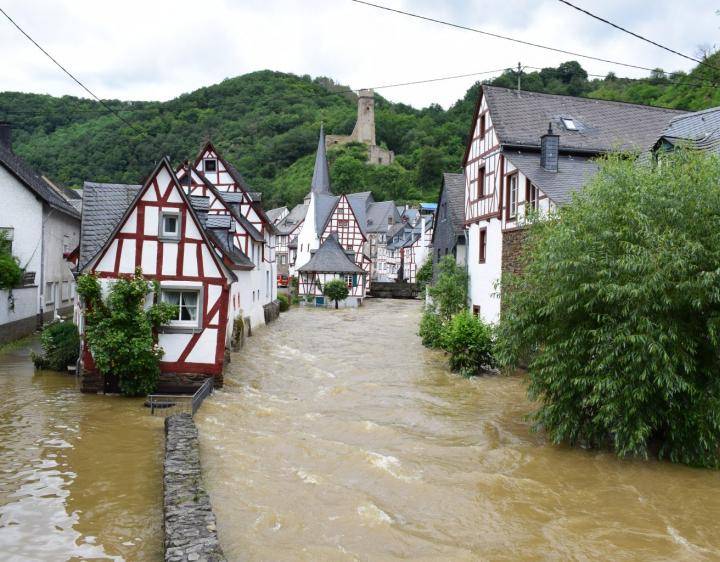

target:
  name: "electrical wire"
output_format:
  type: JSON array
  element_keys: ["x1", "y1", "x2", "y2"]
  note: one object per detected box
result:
[
  {"x1": 0, "y1": 6, "x2": 148, "y2": 138},
  {"x1": 350, "y1": 0, "x2": 686, "y2": 74},
  {"x1": 556, "y1": 0, "x2": 720, "y2": 72}
]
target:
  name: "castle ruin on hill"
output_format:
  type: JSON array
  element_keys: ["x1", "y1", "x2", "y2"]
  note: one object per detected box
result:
[{"x1": 326, "y1": 89, "x2": 395, "y2": 165}]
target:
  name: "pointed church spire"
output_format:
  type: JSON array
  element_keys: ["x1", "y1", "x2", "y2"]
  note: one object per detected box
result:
[{"x1": 311, "y1": 124, "x2": 331, "y2": 194}]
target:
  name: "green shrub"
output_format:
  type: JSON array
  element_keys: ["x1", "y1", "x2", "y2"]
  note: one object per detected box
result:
[
  {"x1": 496, "y1": 149, "x2": 720, "y2": 467},
  {"x1": 291, "y1": 295, "x2": 300, "y2": 305},
  {"x1": 0, "y1": 231, "x2": 22, "y2": 291},
  {"x1": 419, "y1": 308, "x2": 443, "y2": 348},
  {"x1": 77, "y1": 269, "x2": 176, "y2": 397},
  {"x1": 32, "y1": 322, "x2": 80, "y2": 371},
  {"x1": 323, "y1": 279, "x2": 349, "y2": 309},
  {"x1": 427, "y1": 256, "x2": 468, "y2": 322},
  {"x1": 441, "y1": 311, "x2": 495, "y2": 377},
  {"x1": 416, "y1": 257, "x2": 433, "y2": 292},
  {"x1": 277, "y1": 293, "x2": 290, "y2": 312}
]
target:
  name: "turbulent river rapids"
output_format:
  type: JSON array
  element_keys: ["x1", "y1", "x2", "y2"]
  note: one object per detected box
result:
[
  {"x1": 196, "y1": 299, "x2": 720, "y2": 561},
  {"x1": 1, "y1": 299, "x2": 719, "y2": 560}
]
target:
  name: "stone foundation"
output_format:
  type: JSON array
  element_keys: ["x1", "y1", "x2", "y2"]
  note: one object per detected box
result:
[
  {"x1": 164, "y1": 414, "x2": 225, "y2": 562},
  {"x1": 263, "y1": 300, "x2": 280, "y2": 324},
  {"x1": 500, "y1": 227, "x2": 529, "y2": 312}
]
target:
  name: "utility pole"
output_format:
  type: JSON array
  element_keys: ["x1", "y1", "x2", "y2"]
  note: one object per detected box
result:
[{"x1": 517, "y1": 62, "x2": 522, "y2": 94}]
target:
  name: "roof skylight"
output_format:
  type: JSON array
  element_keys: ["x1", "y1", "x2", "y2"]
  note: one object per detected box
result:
[{"x1": 561, "y1": 117, "x2": 578, "y2": 131}]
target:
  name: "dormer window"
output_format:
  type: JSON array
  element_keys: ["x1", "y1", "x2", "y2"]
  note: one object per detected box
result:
[
  {"x1": 160, "y1": 211, "x2": 181, "y2": 241},
  {"x1": 204, "y1": 158, "x2": 217, "y2": 172},
  {"x1": 561, "y1": 117, "x2": 578, "y2": 131}
]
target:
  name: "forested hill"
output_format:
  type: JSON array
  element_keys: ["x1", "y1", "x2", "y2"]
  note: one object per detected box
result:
[{"x1": 3, "y1": 55, "x2": 720, "y2": 208}]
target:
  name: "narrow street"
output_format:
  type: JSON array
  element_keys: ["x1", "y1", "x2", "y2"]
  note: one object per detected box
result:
[{"x1": 196, "y1": 300, "x2": 720, "y2": 562}]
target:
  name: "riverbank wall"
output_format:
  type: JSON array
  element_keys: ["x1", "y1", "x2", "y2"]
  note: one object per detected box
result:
[{"x1": 164, "y1": 413, "x2": 225, "y2": 562}]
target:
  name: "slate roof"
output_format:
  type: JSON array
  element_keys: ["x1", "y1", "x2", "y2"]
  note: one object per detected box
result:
[
  {"x1": 276, "y1": 203, "x2": 308, "y2": 235},
  {"x1": 504, "y1": 151, "x2": 599, "y2": 206},
  {"x1": 206, "y1": 229, "x2": 254, "y2": 270},
  {"x1": 481, "y1": 85, "x2": 686, "y2": 155},
  {"x1": 314, "y1": 192, "x2": 340, "y2": 233},
  {"x1": 311, "y1": 125, "x2": 331, "y2": 194},
  {"x1": 297, "y1": 234, "x2": 363, "y2": 274},
  {"x1": 654, "y1": 106, "x2": 720, "y2": 155},
  {"x1": 266, "y1": 206, "x2": 288, "y2": 224},
  {"x1": 366, "y1": 200, "x2": 398, "y2": 233},
  {"x1": 79, "y1": 182, "x2": 140, "y2": 269},
  {"x1": 440, "y1": 172, "x2": 466, "y2": 236},
  {"x1": 205, "y1": 214, "x2": 233, "y2": 229},
  {"x1": 0, "y1": 143, "x2": 80, "y2": 219}
]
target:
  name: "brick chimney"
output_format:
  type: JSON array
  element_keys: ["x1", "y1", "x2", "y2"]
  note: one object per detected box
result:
[{"x1": 0, "y1": 122, "x2": 11, "y2": 151}]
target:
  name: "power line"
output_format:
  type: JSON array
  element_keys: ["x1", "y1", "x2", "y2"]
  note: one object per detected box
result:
[
  {"x1": 0, "y1": 6, "x2": 148, "y2": 138},
  {"x1": 350, "y1": 0, "x2": 678, "y2": 74},
  {"x1": 556, "y1": 0, "x2": 720, "y2": 73}
]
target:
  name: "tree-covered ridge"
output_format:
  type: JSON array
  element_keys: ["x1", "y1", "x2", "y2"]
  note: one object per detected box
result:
[{"x1": 2, "y1": 55, "x2": 720, "y2": 207}]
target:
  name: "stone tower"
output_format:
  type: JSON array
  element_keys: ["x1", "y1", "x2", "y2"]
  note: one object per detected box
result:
[
  {"x1": 325, "y1": 89, "x2": 394, "y2": 165},
  {"x1": 351, "y1": 89, "x2": 376, "y2": 146}
]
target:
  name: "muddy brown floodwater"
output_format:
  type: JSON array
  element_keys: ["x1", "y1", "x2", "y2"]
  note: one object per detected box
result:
[
  {"x1": 197, "y1": 299, "x2": 720, "y2": 562},
  {"x1": 0, "y1": 340, "x2": 164, "y2": 561}
]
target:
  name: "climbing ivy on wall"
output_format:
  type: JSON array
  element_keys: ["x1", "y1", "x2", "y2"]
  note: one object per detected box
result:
[{"x1": 77, "y1": 268, "x2": 177, "y2": 396}]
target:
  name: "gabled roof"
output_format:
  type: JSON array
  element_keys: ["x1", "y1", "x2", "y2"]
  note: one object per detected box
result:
[
  {"x1": 314, "y1": 192, "x2": 340, "y2": 233},
  {"x1": 79, "y1": 182, "x2": 140, "y2": 269},
  {"x1": 297, "y1": 234, "x2": 363, "y2": 274},
  {"x1": 276, "y1": 203, "x2": 308, "y2": 235},
  {"x1": 465, "y1": 85, "x2": 686, "y2": 163},
  {"x1": 0, "y1": 143, "x2": 80, "y2": 219},
  {"x1": 504, "y1": 151, "x2": 598, "y2": 206},
  {"x1": 366, "y1": 200, "x2": 398, "y2": 234},
  {"x1": 266, "y1": 206, "x2": 288, "y2": 224},
  {"x1": 654, "y1": 106, "x2": 720, "y2": 155},
  {"x1": 80, "y1": 158, "x2": 236, "y2": 282},
  {"x1": 437, "y1": 172, "x2": 465, "y2": 237},
  {"x1": 206, "y1": 229, "x2": 254, "y2": 270},
  {"x1": 311, "y1": 125, "x2": 331, "y2": 194}
]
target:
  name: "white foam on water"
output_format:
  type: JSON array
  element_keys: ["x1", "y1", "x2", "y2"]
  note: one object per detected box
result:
[
  {"x1": 293, "y1": 468, "x2": 320, "y2": 485},
  {"x1": 365, "y1": 451, "x2": 421, "y2": 482},
  {"x1": 357, "y1": 502, "x2": 392, "y2": 526}
]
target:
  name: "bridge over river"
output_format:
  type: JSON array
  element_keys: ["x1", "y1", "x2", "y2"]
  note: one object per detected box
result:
[{"x1": 1, "y1": 300, "x2": 719, "y2": 560}]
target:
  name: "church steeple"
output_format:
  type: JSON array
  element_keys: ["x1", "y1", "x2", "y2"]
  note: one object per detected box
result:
[{"x1": 311, "y1": 124, "x2": 331, "y2": 194}]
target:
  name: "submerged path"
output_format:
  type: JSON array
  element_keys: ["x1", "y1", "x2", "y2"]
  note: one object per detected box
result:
[{"x1": 197, "y1": 299, "x2": 720, "y2": 561}]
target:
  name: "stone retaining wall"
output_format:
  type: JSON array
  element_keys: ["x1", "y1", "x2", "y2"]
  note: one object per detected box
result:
[
  {"x1": 164, "y1": 413, "x2": 225, "y2": 562},
  {"x1": 369, "y1": 282, "x2": 419, "y2": 299}
]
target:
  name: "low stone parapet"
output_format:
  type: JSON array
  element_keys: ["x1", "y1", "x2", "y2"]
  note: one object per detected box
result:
[
  {"x1": 368, "y1": 281, "x2": 420, "y2": 299},
  {"x1": 164, "y1": 413, "x2": 225, "y2": 562}
]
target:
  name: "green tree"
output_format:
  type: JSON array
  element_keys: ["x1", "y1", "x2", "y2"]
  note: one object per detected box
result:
[
  {"x1": 496, "y1": 149, "x2": 720, "y2": 468},
  {"x1": 416, "y1": 257, "x2": 433, "y2": 292},
  {"x1": 323, "y1": 278, "x2": 349, "y2": 309},
  {"x1": 428, "y1": 255, "x2": 468, "y2": 322},
  {"x1": 0, "y1": 231, "x2": 22, "y2": 291},
  {"x1": 77, "y1": 269, "x2": 177, "y2": 396}
]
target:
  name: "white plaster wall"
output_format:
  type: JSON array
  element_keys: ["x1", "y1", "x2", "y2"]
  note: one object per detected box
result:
[
  {"x1": 42, "y1": 209, "x2": 79, "y2": 313},
  {"x1": 0, "y1": 165, "x2": 43, "y2": 321},
  {"x1": 293, "y1": 194, "x2": 319, "y2": 275},
  {"x1": 468, "y1": 218, "x2": 502, "y2": 324}
]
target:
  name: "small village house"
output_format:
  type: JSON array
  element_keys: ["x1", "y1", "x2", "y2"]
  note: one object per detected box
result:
[
  {"x1": 297, "y1": 233, "x2": 366, "y2": 307},
  {"x1": 462, "y1": 85, "x2": 686, "y2": 323},
  {"x1": 0, "y1": 123, "x2": 80, "y2": 344},
  {"x1": 432, "y1": 172, "x2": 466, "y2": 267},
  {"x1": 76, "y1": 144, "x2": 279, "y2": 392}
]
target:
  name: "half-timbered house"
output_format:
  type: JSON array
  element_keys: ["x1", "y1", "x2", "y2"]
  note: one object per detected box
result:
[
  {"x1": 182, "y1": 141, "x2": 278, "y2": 327},
  {"x1": 297, "y1": 234, "x2": 366, "y2": 307},
  {"x1": 273, "y1": 203, "x2": 307, "y2": 277},
  {"x1": 463, "y1": 85, "x2": 685, "y2": 323},
  {"x1": 77, "y1": 158, "x2": 243, "y2": 391}
]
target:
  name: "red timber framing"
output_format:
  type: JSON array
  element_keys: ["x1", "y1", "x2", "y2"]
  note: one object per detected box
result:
[
  {"x1": 177, "y1": 164, "x2": 263, "y2": 262},
  {"x1": 319, "y1": 195, "x2": 372, "y2": 290},
  {"x1": 82, "y1": 158, "x2": 236, "y2": 380},
  {"x1": 298, "y1": 272, "x2": 366, "y2": 298},
  {"x1": 190, "y1": 141, "x2": 274, "y2": 245}
]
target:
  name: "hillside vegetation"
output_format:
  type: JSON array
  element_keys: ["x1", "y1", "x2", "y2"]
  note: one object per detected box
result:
[{"x1": 2, "y1": 55, "x2": 720, "y2": 208}]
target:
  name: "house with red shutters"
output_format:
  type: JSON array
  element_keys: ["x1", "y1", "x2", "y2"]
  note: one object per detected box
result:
[
  {"x1": 462, "y1": 85, "x2": 685, "y2": 323},
  {"x1": 76, "y1": 146, "x2": 279, "y2": 393}
]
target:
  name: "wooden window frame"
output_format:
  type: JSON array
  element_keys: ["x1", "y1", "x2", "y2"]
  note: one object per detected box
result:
[
  {"x1": 478, "y1": 227, "x2": 487, "y2": 264},
  {"x1": 160, "y1": 287, "x2": 203, "y2": 331},
  {"x1": 506, "y1": 173, "x2": 519, "y2": 221},
  {"x1": 203, "y1": 158, "x2": 217, "y2": 172},
  {"x1": 479, "y1": 113, "x2": 486, "y2": 138},
  {"x1": 476, "y1": 164, "x2": 485, "y2": 199},
  {"x1": 159, "y1": 211, "x2": 181, "y2": 241},
  {"x1": 525, "y1": 178, "x2": 539, "y2": 213},
  {"x1": 472, "y1": 305, "x2": 481, "y2": 317}
]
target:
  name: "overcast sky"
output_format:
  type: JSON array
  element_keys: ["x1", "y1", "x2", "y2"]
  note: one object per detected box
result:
[{"x1": 1, "y1": 0, "x2": 718, "y2": 109}]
